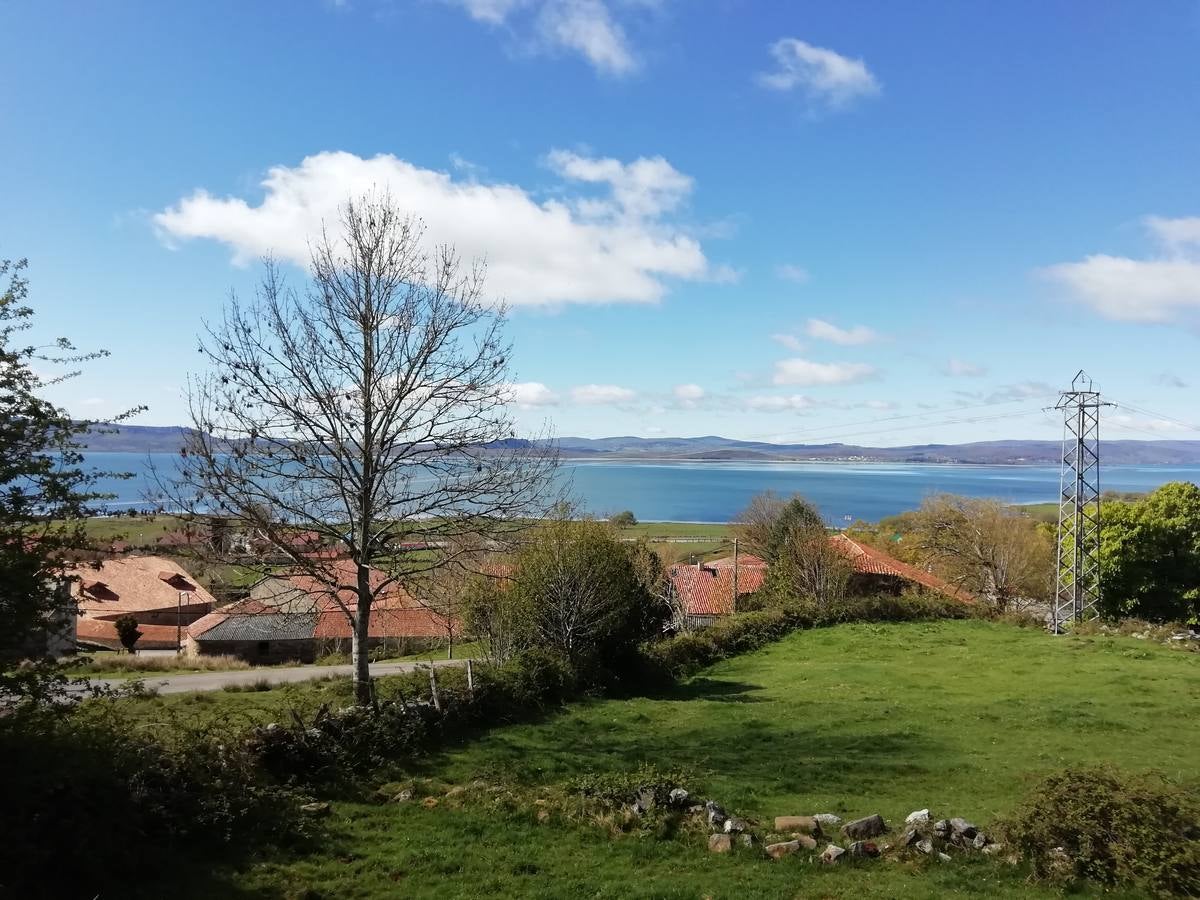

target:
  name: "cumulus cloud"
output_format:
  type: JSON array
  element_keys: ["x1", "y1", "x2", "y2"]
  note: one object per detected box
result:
[
  {"x1": 672, "y1": 383, "x2": 705, "y2": 408},
  {"x1": 1111, "y1": 413, "x2": 1191, "y2": 434},
  {"x1": 445, "y1": 0, "x2": 641, "y2": 75},
  {"x1": 758, "y1": 38, "x2": 880, "y2": 108},
  {"x1": 155, "y1": 150, "x2": 721, "y2": 307},
  {"x1": 775, "y1": 263, "x2": 810, "y2": 283},
  {"x1": 770, "y1": 333, "x2": 804, "y2": 352},
  {"x1": 772, "y1": 357, "x2": 877, "y2": 386},
  {"x1": 1040, "y1": 215, "x2": 1200, "y2": 322},
  {"x1": 747, "y1": 394, "x2": 815, "y2": 412},
  {"x1": 944, "y1": 358, "x2": 987, "y2": 378},
  {"x1": 507, "y1": 381, "x2": 559, "y2": 407},
  {"x1": 804, "y1": 318, "x2": 879, "y2": 346},
  {"x1": 570, "y1": 383, "x2": 637, "y2": 404}
]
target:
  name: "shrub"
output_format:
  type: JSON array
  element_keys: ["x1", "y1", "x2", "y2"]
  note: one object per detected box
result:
[
  {"x1": 569, "y1": 763, "x2": 693, "y2": 808},
  {"x1": 609, "y1": 510, "x2": 637, "y2": 528},
  {"x1": 999, "y1": 766, "x2": 1200, "y2": 896},
  {"x1": 0, "y1": 702, "x2": 305, "y2": 897}
]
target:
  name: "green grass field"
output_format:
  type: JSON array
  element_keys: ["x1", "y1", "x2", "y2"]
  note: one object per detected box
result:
[{"x1": 148, "y1": 619, "x2": 1198, "y2": 899}]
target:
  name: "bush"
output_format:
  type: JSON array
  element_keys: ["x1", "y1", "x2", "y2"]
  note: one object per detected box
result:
[
  {"x1": 0, "y1": 703, "x2": 305, "y2": 897},
  {"x1": 999, "y1": 766, "x2": 1200, "y2": 896},
  {"x1": 609, "y1": 510, "x2": 637, "y2": 528},
  {"x1": 569, "y1": 763, "x2": 692, "y2": 808}
]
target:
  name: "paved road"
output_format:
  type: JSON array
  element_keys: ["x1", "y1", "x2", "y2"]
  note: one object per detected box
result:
[{"x1": 89, "y1": 657, "x2": 469, "y2": 695}]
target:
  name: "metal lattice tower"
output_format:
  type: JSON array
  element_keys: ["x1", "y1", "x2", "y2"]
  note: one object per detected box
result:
[{"x1": 1051, "y1": 371, "x2": 1110, "y2": 632}]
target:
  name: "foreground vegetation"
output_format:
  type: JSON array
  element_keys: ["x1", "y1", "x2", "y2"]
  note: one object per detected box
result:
[{"x1": 144, "y1": 618, "x2": 1198, "y2": 898}]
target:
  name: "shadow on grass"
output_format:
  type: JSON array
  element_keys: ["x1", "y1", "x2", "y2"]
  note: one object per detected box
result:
[{"x1": 657, "y1": 676, "x2": 768, "y2": 703}]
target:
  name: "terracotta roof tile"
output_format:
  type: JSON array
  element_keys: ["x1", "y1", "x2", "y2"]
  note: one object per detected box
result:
[{"x1": 69, "y1": 556, "x2": 215, "y2": 618}]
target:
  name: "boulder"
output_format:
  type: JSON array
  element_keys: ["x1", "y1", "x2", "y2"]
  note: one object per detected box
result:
[
  {"x1": 949, "y1": 817, "x2": 978, "y2": 841},
  {"x1": 937, "y1": 852, "x2": 952, "y2": 863},
  {"x1": 668, "y1": 788, "x2": 690, "y2": 807},
  {"x1": 820, "y1": 844, "x2": 846, "y2": 865},
  {"x1": 794, "y1": 833, "x2": 818, "y2": 850},
  {"x1": 774, "y1": 815, "x2": 820, "y2": 834},
  {"x1": 392, "y1": 790, "x2": 413, "y2": 803},
  {"x1": 932, "y1": 819, "x2": 951, "y2": 839},
  {"x1": 904, "y1": 808, "x2": 930, "y2": 827},
  {"x1": 300, "y1": 801, "x2": 331, "y2": 818},
  {"x1": 814, "y1": 813, "x2": 843, "y2": 828},
  {"x1": 723, "y1": 816, "x2": 749, "y2": 835},
  {"x1": 705, "y1": 801, "x2": 728, "y2": 832},
  {"x1": 981, "y1": 842, "x2": 1005, "y2": 857},
  {"x1": 848, "y1": 841, "x2": 880, "y2": 858},
  {"x1": 765, "y1": 839, "x2": 803, "y2": 860},
  {"x1": 841, "y1": 814, "x2": 887, "y2": 840},
  {"x1": 971, "y1": 832, "x2": 989, "y2": 850},
  {"x1": 708, "y1": 834, "x2": 733, "y2": 854},
  {"x1": 916, "y1": 838, "x2": 933, "y2": 855},
  {"x1": 632, "y1": 789, "x2": 654, "y2": 817},
  {"x1": 738, "y1": 833, "x2": 758, "y2": 848}
]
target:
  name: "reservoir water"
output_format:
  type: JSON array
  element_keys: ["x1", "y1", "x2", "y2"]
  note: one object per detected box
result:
[{"x1": 82, "y1": 453, "x2": 1200, "y2": 524}]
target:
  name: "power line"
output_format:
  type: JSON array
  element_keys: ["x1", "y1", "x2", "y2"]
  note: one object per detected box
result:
[{"x1": 747, "y1": 407, "x2": 1050, "y2": 448}]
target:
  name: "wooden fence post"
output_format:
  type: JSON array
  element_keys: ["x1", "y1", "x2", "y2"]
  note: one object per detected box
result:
[{"x1": 466, "y1": 658, "x2": 475, "y2": 695}]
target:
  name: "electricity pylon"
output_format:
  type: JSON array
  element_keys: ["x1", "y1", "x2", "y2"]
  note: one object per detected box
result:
[{"x1": 1051, "y1": 371, "x2": 1110, "y2": 632}]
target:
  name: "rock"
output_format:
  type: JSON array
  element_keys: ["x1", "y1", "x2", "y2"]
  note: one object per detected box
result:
[
  {"x1": 841, "y1": 814, "x2": 887, "y2": 840},
  {"x1": 774, "y1": 815, "x2": 820, "y2": 834},
  {"x1": 932, "y1": 819, "x2": 951, "y2": 839},
  {"x1": 794, "y1": 834, "x2": 818, "y2": 850},
  {"x1": 949, "y1": 818, "x2": 978, "y2": 840},
  {"x1": 899, "y1": 829, "x2": 921, "y2": 848},
  {"x1": 765, "y1": 839, "x2": 803, "y2": 859},
  {"x1": 421, "y1": 797, "x2": 439, "y2": 809},
  {"x1": 723, "y1": 816, "x2": 749, "y2": 835},
  {"x1": 300, "y1": 801, "x2": 331, "y2": 818},
  {"x1": 972, "y1": 832, "x2": 989, "y2": 850},
  {"x1": 981, "y1": 842, "x2": 1005, "y2": 856},
  {"x1": 814, "y1": 813, "x2": 843, "y2": 828},
  {"x1": 536, "y1": 808, "x2": 550, "y2": 823},
  {"x1": 668, "y1": 788, "x2": 690, "y2": 806},
  {"x1": 904, "y1": 808, "x2": 930, "y2": 826},
  {"x1": 820, "y1": 844, "x2": 846, "y2": 865},
  {"x1": 445, "y1": 786, "x2": 466, "y2": 798},
  {"x1": 848, "y1": 841, "x2": 880, "y2": 857},
  {"x1": 739, "y1": 833, "x2": 758, "y2": 848},
  {"x1": 632, "y1": 789, "x2": 654, "y2": 816},
  {"x1": 708, "y1": 834, "x2": 733, "y2": 854},
  {"x1": 705, "y1": 801, "x2": 728, "y2": 832},
  {"x1": 392, "y1": 789, "x2": 413, "y2": 803},
  {"x1": 937, "y1": 852, "x2": 952, "y2": 863},
  {"x1": 916, "y1": 838, "x2": 933, "y2": 855}
]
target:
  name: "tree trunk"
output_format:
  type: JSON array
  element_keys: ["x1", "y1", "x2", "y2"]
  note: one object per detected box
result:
[{"x1": 353, "y1": 564, "x2": 373, "y2": 704}]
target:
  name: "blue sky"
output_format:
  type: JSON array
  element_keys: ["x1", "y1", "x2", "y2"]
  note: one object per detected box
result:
[{"x1": 2, "y1": 0, "x2": 1199, "y2": 445}]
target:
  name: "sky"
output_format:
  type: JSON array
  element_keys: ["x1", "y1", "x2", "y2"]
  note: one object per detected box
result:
[{"x1": 2, "y1": 0, "x2": 1199, "y2": 446}]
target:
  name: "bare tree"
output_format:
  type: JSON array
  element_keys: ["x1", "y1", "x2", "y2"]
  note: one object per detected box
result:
[
  {"x1": 169, "y1": 194, "x2": 558, "y2": 702},
  {"x1": 909, "y1": 494, "x2": 1053, "y2": 612},
  {"x1": 772, "y1": 520, "x2": 852, "y2": 605}
]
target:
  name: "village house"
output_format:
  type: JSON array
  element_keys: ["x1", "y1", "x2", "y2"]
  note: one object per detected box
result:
[
  {"x1": 68, "y1": 555, "x2": 215, "y2": 650},
  {"x1": 185, "y1": 558, "x2": 450, "y2": 662},
  {"x1": 667, "y1": 536, "x2": 970, "y2": 628}
]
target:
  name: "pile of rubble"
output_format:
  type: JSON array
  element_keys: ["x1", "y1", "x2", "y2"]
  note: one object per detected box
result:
[{"x1": 701, "y1": 802, "x2": 1005, "y2": 864}]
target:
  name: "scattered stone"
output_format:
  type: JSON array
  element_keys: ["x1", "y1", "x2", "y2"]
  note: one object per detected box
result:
[
  {"x1": 841, "y1": 814, "x2": 887, "y2": 840},
  {"x1": 820, "y1": 844, "x2": 846, "y2": 865},
  {"x1": 632, "y1": 789, "x2": 654, "y2": 816},
  {"x1": 848, "y1": 841, "x2": 880, "y2": 858},
  {"x1": 937, "y1": 852, "x2": 952, "y2": 863},
  {"x1": 668, "y1": 788, "x2": 690, "y2": 806},
  {"x1": 932, "y1": 819, "x2": 951, "y2": 839},
  {"x1": 765, "y1": 840, "x2": 803, "y2": 860},
  {"x1": 814, "y1": 813, "x2": 843, "y2": 828},
  {"x1": 470, "y1": 779, "x2": 489, "y2": 790},
  {"x1": 904, "y1": 808, "x2": 930, "y2": 826},
  {"x1": 708, "y1": 834, "x2": 733, "y2": 854},
  {"x1": 739, "y1": 833, "x2": 758, "y2": 848},
  {"x1": 899, "y1": 829, "x2": 921, "y2": 848},
  {"x1": 687, "y1": 804, "x2": 704, "y2": 815},
  {"x1": 916, "y1": 839, "x2": 933, "y2": 855},
  {"x1": 794, "y1": 834, "x2": 818, "y2": 850},
  {"x1": 774, "y1": 815, "x2": 820, "y2": 834},
  {"x1": 972, "y1": 832, "x2": 990, "y2": 850},
  {"x1": 949, "y1": 818, "x2": 978, "y2": 841},
  {"x1": 705, "y1": 801, "x2": 728, "y2": 832},
  {"x1": 392, "y1": 790, "x2": 413, "y2": 803},
  {"x1": 300, "y1": 801, "x2": 331, "y2": 818},
  {"x1": 421, "y1": 797, "x2": 439, "y2": 809},
  {"x1": 445, "y1": 786, "x2": 465, "y2": 798},
  {"x1": 723, "y1": 816, "x2": 749, "y2": 835},
  {"x1": 981, "y1": 842, "x2": 1005, "y2": 856}
]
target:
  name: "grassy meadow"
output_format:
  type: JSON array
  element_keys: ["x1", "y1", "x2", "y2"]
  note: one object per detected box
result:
[{"x1": 133, "y1": 618, "x2": 1199, "y2": 899}]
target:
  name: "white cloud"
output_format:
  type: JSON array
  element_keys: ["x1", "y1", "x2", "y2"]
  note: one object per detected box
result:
[
  {"x1": 155, "y1": 150, "x2": 719, "y2": 307},
  {"x1": 748, "y1": 394, "x2": 815, "y2": 412},
  {"x1": 776, "y1": 263, "x2": 810, "y2": 284},
  {"x1": 1110, "y1": 413, "x2": 1190, "y2": 434},
  {"x1": 507, "y1": 381, "x2": 559, "y2": 407},
  {"x1": 1144, "y1": 215, "x2": 1200, "y2": 252},
  {"x1": 772, "y1": 357, "x2": 877, "y2": 386},
  {"x1": 804, "y1": 318, "x2": 879, "y2": 345},
  {"x1": 944, "y1": 358, "x2": 987, "y2": 378},
  {"x1": 570, "y1": 383, "x2": 636, "y2": 404},
  {"x1": 862, "y1": 399, "x2": 897, "y2": 411},
  {"x1": 673, "y1": 383, "x2": 705, "y2": 405},
  {"x1": 444, "y1": 0, "x2": 640, "y2": 75},
  {"x1": 770, "y1": 333, "x2": 804, "y2": 352},
  {"x1": 1040, "y1": 215, "x2": 1200, "y2": 323},
  {"x1": 758, "y1": 38, "x2": 880, "y2": 108}
]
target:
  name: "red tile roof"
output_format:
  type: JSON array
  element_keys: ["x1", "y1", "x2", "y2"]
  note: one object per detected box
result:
[
  {"x1": 668, "y1": 562, "x2": 766, "y2": 617},
  {"x1": 313, "y1": 606, "x2": 449, "y2": 639},
  {"x1": 76, "y1": 618, "x2": 183, "y2": 651},
  {"x1": 69, "y1": 556, "x2": 215, "y2": 619},
  {"x1": 829, "y1": 535, "x2": 974, "y2": 603}
]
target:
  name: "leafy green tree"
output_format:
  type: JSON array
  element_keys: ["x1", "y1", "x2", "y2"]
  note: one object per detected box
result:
[
  {"x1": 113, "y1": 615, "x2": 141, "y2": 653},
  {"x1": 733, "y1": 491, "x2": 825, "y2": 562},
  {"x1": 609, "y1": 510, "x2": 637, "y2": 528},
  {"x1": 0, "y1": 258, "x2": 140, "y2": 673},
  {"x1": 1100, "y1": 482, "x2": 1200, "y2": 623}
]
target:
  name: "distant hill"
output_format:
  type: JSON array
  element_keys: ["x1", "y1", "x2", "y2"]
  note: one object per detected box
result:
[{"x1": 82, "y1": 425, "x2": 1200, "y2": 465}]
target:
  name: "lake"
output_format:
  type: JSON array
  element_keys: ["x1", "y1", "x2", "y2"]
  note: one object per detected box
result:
[{"x1": 81, "y1": 453, "x2": 1200, "y2": 523}]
